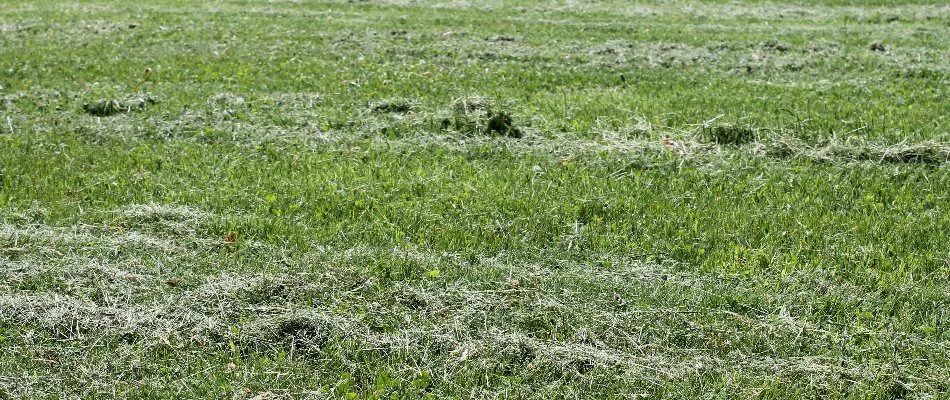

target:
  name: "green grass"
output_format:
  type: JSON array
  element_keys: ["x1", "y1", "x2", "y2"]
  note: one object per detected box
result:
[{"x1": 1, "y1": 0, "x2": 949, "y2": 398}]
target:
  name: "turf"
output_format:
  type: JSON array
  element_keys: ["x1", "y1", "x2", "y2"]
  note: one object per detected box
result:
[{"x1": 1, "y1": 0, "x2": 949, "y2": 398}]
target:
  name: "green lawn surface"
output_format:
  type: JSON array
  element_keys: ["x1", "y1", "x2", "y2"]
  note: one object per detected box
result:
[{"x1": 1, "y1": 0, "x2": 949, "y2": 398}]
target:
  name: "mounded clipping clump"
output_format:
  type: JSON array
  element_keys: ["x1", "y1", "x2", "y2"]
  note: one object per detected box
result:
[
  {"x1": 82, "y1": 95, "x2": 157, "y2": 117},
  {"x1": 441, "y1": 96, "x2": 523, "y2": 138},
  {"x1": 704, "y1": 123, "x2": 756, "y2": 146}
]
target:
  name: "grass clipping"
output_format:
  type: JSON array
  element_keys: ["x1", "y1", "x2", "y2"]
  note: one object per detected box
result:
[
  {"x1": 441, "y1": 96, "x2": 523, "y2": 138},
  {"x1": 82, "y1": 95, "x2": 157, "y2": 117}
]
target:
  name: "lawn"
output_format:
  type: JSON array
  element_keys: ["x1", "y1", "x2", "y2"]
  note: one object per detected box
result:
[{"x1": 1, "y1": 0, "x2": 949, "y2": 398}]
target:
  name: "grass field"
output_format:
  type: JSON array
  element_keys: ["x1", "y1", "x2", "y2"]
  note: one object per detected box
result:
[{"x1": 1, "y1": 0, "x2": 949, "y2": 398}]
